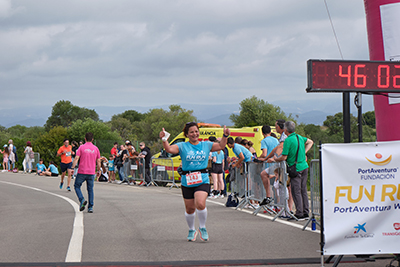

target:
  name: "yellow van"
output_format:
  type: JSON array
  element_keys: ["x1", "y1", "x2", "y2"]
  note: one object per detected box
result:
[{"x1": 153, "y1": 124, "x2": 279, "y2": 182}]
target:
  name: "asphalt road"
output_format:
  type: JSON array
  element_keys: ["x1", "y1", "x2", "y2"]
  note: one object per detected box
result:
[{"x1": 0, "y1": 172, "x2": 396, "y2": 267}]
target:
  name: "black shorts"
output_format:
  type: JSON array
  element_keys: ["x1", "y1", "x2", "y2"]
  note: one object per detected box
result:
[
  {"x1": 181, "y1": 184, "x2": 210, "y2": 199},
  {"x1": 51, "y1": 173, "x2": 58, "y2": 177},
  {"x1": 211, "y1": 163, "x2": 223, "y2": 174},
  {"x1": 60, "y1": 162, "x2": 72, "y2": 173}
]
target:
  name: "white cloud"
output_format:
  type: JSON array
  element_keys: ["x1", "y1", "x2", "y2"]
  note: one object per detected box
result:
[{"x1": 0, "y1": 0, "x2": 373, "y2": 118}]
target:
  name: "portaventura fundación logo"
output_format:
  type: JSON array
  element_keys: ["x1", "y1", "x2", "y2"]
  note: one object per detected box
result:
[
  {"x1": 365, "y1": 153, "x2": 392, "y2": 166},
  {"x1": 359, "y1": 153, "x2": 398, "y2": 181}
]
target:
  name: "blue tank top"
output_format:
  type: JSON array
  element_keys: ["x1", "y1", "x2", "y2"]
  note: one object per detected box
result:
[{"x1": 177, "y1": 141, "x2": 213, "y2": 187}]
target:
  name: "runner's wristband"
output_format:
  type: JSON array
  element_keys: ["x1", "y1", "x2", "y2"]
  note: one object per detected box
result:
[{"x1": 223, "y1": 134, "x2": 229, "y2": 138}]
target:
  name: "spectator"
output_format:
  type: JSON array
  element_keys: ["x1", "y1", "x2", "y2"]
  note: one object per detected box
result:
[
  {"x1": 210, "y1": 139, "x2": 224, "y2": 198},
  {"x1": 71, "y1": 141, "x2": 79, "y2": 179},
  {"x1": 1, "y1": 145, "x2": 9, "y2": 172},
  {"x1": 227, "y1": 137, "x2": 252, "y2": 169},
  {"x1": 273, "y1": 121, "x2": 314, "y2": 221},
  {"x1": 23, "y1": 141, "x2": 34, "y2": 174},
  {"x1": 8, "y1": 139, "x2": 16, "y2": 171},
  {"x1": 126, "y1": 142, "x2": 137, "y2": 183},
  {"x1": 57, "y1": 138, "x2": 73, "y2": 191},
  {"x1": 267, "y1": 119, "x2": 293, "y2": 212},
  {"x1": 110, "y1": 142, "x2": 118, "y2": 159},
  {"x1": 71, "y1": 132, "x2": 101, "y2": 213},
  {"x1": 242, "y1": 140, "x2": 257, "y2": 157},
  {"x1": 257, "y1": 125, "x2": 279, "y2": 206},
  {"x1": 36, "y1": 158, "x2": 47, "y2": 175},
  {"x1": 221, "y1": 138, "x2": 230, "y2": 197},
  {"x1": 42, "y1": 161, "x2": 59, "y2": 177},
  {"x1": 271, "y1": 167, "x2": 290, "y2": 218},
  {"x1": 138, "y1": 142, "x2": 152, "y2": 185},
  {"x1": 116, "y1": 144, "x2": 128, "y2": 184},
  {"x1": 97, "y1": 157, "x2": 109, "y2": 182},
  {"x1": 108, "y1": 154, "x2": 116, "y2": 183}
]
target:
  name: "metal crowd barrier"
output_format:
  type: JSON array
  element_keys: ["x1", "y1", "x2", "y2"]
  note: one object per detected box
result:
[
  {"x1": 128, "y1": 157, "x2": 146, "y2": 184},
  {"x1": 251, "y1": 162, "x2": 280, "y2": 216},
  {"x1": 230, "y1": 161, "x2": 296, "y2": 221},
  {"x1": 302, "y1": 159, "x2": 320, "y2": 230},
  {"x1": 150, "y1": 157, "x2": 179, "y2": 189},
  {"x1": 32, "y1": 152, "x2": 40, "y2": 171}
]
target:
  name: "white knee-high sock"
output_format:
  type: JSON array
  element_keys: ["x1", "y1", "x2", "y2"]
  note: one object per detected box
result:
[
  {"x1": 196, "y1": 208, "x2": 207, "y2": 229},
  {"x1": 185, "y1": 212, "x2": 196, "y2": 230}
]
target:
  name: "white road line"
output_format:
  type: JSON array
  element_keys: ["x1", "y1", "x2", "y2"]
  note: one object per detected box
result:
[
  {"x1": 206, "y1": 198, "x2": 321, "y2": 233},
  {"x1": 123, "y1": 184, "x2": 320, "y2": 233},
  {"x1": 0, "y1": 181, "x2": 83, "y2": 262}
]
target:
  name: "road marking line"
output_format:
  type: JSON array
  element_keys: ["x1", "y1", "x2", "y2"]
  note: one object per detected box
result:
[
  {"x1": 206, "y1": 199, "x2": 320, "y2": 233},
  {"x1": 0, "y1": 181, "x2": 83, "y2": 262}
]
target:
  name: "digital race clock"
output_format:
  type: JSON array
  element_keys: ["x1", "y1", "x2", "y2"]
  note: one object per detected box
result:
[{"x1": 306, "y1": 59, "x2": 400, "y2": 93}]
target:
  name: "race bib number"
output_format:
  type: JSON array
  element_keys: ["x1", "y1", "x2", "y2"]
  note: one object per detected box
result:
[
  {"x1": 186, "y1": 172, "x2": 203, "y2": 186},
  {"x1": 66, "y1": 151, "x2": 71, "y2": 157}
]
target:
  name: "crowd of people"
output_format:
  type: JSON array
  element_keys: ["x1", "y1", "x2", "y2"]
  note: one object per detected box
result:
[{"x1": 1, "y1": 120, "x2": 314, "y2": 241}]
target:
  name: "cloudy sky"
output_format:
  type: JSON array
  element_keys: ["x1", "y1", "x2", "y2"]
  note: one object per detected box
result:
[{"x1": 0, "y1": 0, "x2": 374, "y2": 123}]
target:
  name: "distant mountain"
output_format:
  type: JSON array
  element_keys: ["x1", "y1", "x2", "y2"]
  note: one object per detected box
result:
[
  {"x1": 0, "y1": 101, "x2": 358, "y2": 128},
  {"x1": 296, "y1": 110, "x2": 330, "y2": 126},
  {"x1": 5, "y1": 118, "x2": 47, "y2": 128},
  {"x1": 201, "y1": 113, "x2": 233, "y2": 127}
]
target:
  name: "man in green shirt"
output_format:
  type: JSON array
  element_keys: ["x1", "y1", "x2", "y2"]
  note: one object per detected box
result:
[{"x1": 273, "y1": 121, "x2": 313, "y2": 220}]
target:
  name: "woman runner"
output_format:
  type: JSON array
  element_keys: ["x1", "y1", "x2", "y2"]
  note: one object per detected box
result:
[{"x1": 160, "y1": 122, "x2": 230, "y2": 242}]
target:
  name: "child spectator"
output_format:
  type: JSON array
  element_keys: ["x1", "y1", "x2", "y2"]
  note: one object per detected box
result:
[
  {"x1": 108, "y1": 154, "x2": 115, "y2": 183},
  {"x1": 43, "y1": 161, "x2": 59, "y2": 177},
  {"x1": 36, "y1": 159, "x2": 47, "y2": 175},
  {"x1": 1, "y1": 145, "x2": 9, "y2": 172},
  {"x1": 271, "y1": 167, "x2": 290, "y2": 218}
]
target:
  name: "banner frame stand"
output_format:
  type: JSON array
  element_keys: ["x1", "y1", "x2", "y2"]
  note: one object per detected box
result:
[{"x1": 318, "y1": 142, "x2": 346, "y2": 267}]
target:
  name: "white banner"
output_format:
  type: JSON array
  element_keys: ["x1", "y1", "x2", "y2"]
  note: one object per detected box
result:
[{"x1": 322, "y1": 141, "x2": 400, "y2": 255}]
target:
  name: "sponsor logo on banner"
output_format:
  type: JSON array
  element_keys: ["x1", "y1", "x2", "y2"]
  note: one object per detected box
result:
[
  {"x1": 358, "y1": 153, "x2": 398, "y2": 181},
  {"x1": 381, "y1": 222, "x2": 400, "y2": 237},
  {"x1": 365, "y1": 153, "x2": 392, "y2": 166},
  {"x1": 345, "y1": 222, "x2": 374, "y2": 239}
]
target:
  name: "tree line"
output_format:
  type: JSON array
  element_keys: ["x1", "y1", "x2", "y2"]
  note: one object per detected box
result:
[{"x1": 0, "y1": 97, "x2": 376, "y2": 170}]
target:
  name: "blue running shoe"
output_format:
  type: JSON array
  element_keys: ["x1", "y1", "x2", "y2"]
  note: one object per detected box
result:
[
  {"x1": 187, "y1": 229, "x2": 197, "y2": 242},
  {"x1": 198, "y1": 227, "x2": 209, "y2": 241},
  {"x1": 67, "y1": 186, "x2": 71, "y2": 191},
  {"x1": 59, "y1": 182, "x2": 63, "y2": 189},
  {"x1": 80, "y1": 200, "x2": 87, "y2": 211},
  {"x1": 88, "y1": 207, "x2": 93, "y2": 213}
]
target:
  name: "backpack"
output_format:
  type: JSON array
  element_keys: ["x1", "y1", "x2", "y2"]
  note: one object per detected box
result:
[
  {"x1": 114, "y1": 156, "x2": 123, "y2": 167},
  {"x1": 29, "y1": 150, "x2": 35, "y2": 159},
  {"x1": 225, "y1": 194, "x2": 238, "y2": 207}
]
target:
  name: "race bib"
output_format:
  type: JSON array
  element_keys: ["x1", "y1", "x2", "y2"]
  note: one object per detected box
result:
[
  {"x1": 66, "y1": 151, "x2": 71, "y2": 157},
  {"x1": 186, "y1": 172, "x2": 203, "y2": 186}
]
